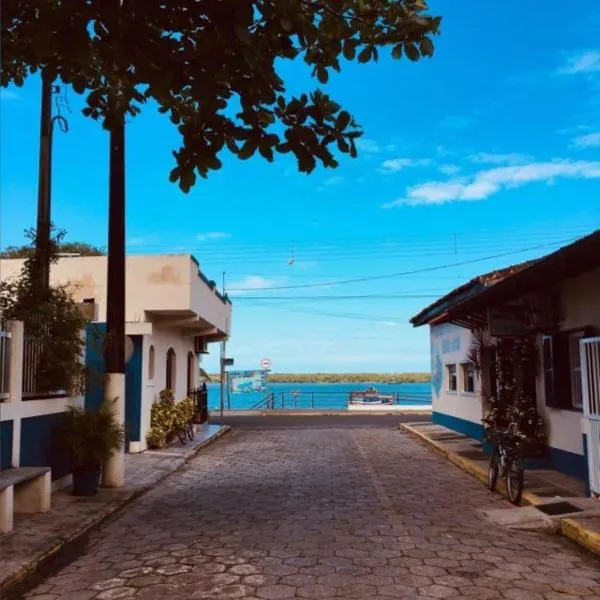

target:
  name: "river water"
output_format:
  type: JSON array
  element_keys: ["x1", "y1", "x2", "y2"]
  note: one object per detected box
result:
[{"x1": 207, "y1": 381, "x2": 432, "y2": 411}]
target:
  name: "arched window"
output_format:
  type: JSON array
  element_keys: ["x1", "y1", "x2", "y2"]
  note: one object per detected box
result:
[
  {"x1": 148, "y1": 345, "x2": 155, "y2": 380},
  {"x1": 166, "y1": 348, "x2": 176, "y2": 391},
  {"x1": 187, "y1": 351, "x2": 196, "y2": 395}
]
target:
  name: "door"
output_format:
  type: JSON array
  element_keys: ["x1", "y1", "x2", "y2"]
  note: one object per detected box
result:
[{"x1": 581, "y1": 337, "x2": 600, "y2": 495}]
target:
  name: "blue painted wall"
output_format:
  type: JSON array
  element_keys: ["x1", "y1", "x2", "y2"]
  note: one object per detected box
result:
[
  {"x1": 85, "y1": 323, "x2": 143, "y2": 447},
  {"x1": 435, "y1": 410, "x2": 589, "y2": 485},
  {"x1": 548, "y1": 446, "x2": 587, "y2": 483},
  {"x1": 1, "y1": 420, "x2": 13, "y2": 469},
  {"x1": 432, "y1": 411, "x2": 485, "y2": 441},
  {"x1": 20, "y1": 413, "x2": 71, "y2": 480}
]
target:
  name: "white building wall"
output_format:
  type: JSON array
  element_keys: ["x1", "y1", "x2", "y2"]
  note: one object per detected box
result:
[
  {"x1": 430, "y1": 323, "x2": 482, "y2": 430},
  {"x1": 133, "y1": 326, "x2": 198, "y2": 452},
  {"x1": 535, "y1": 267, "x2": 600, "y2": 458}
]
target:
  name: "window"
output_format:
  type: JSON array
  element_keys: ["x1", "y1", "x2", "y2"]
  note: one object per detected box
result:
[
  {"x1": 166, "y1": 348, "x2": 176, "y2": 391},
  {"x1": 447, "y1": 364, "x2": 457, "y2": 392},
  {"x1": 148, "y1": 345, "x2": 155, "y2": 380},
  {"x1": 569, "y1": 331, "x2": 584, "y2": 410},
  {"x1": 543, "y1": 329, "x2": 589, "y2": 411},
  {"x1": 542, "y1": 336, "x2": 555, "y2": 407},
  {"x1": 462, "y1": 363, "x2": 475, "y2": 393}
]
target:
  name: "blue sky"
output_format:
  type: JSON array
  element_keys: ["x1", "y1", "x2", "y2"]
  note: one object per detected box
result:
[{"x1": 2, "y1": 1, "x2": 600, "y2": 373}]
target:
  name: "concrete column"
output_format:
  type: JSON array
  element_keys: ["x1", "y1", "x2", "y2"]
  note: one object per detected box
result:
[
  {"x1": 14, "y1": 471, "x2": 51, "y2": 513},
  {"x1": 8, "y1": 321, "x2": 24, "y2": 468},
  {"x1": 101, "y1": 373, "x2": 125, "y2": 488},
  {"x1": 0, "y1": 486, "x2": 14, "y2": 533}
]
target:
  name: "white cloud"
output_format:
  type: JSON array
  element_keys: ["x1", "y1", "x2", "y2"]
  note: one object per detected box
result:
[
  {"x1": 382, "y1": 159, "x2": 600, "y2": 207},
  {"x1": 438, "y1": 164, "x2": 461, "y2": 176},
  {"x1": 356, "y1": 138, "x2": 382, "y2": 154},
  {"x1": 573, "y1": 132, "x2": 600, "y2": 148},
  {"x1": 324, "y1": 175, "x2": 343, "y2": 186},
  {"x1": 468, "y1": 152, "x2": 532, "y2": 165},
  {"x1": 559, "y1": 50, "x2": 600, "y2": 75},
  {"x1": 126, "y1": 237, "x2": 147, "y2": 247},
  {"x1": 381, "y1": 158, "x2": 432, "y2": 172},
  {"x1": 0, "y1": 90, "x2": 20, "y2": 101},
  {"x1": 228, "y1": 275, "x2": 285, "y2": 293},
  {"x1": 196, "y1": 232, "x2": 231, "y2": 241}
]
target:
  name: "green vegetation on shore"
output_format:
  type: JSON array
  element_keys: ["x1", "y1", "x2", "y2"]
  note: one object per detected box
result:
[{"x1": 206, "y1": 372, "x2": 431, "y2": 384}]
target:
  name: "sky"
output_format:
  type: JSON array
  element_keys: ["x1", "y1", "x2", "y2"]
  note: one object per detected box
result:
[{"x1": 1, "y1": 1, "x2": 600, "y2": 374}]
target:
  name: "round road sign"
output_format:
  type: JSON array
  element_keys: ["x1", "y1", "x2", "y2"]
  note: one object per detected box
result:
[{"x1": 261, "y1": 358, "x2": 271, "y2": 370}]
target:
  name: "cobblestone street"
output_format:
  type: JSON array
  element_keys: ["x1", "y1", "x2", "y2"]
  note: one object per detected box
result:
[{"x1": 20, "y1": 426, "x2": 600, "y2": 600}]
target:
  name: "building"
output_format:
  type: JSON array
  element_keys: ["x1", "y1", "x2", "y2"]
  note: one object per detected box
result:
[
  {"x1": 410, "y1": 231, "x2": 600, "y2": 496},
  {"x1": 0, "y1": 254, "x2": 231, "y2": 453}
]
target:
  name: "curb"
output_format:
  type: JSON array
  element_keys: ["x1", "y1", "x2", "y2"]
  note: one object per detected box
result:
[
  {"x1": 561, "y1": 517, "x2": 600, "y2": 557},
  {"x1": 0, "y1": 425, "x2": 231, "y2": 597},
  {"x1": 399, "y1": 423, "x2": 600, "y2": 557}
]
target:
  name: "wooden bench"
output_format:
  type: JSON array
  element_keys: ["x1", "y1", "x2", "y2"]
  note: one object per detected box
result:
[{"x1": 0, "y1": 467, "x2": 51, "y2": 533}]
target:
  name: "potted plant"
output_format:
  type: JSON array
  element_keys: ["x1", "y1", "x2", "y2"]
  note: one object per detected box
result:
[{"x1": 61, "y1": 402, "x2": 125, "y2": 496}]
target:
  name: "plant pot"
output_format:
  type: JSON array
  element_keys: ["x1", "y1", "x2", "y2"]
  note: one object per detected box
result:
[{"x1": 72, "y1": 467, "x2": 101, "y2": 496}]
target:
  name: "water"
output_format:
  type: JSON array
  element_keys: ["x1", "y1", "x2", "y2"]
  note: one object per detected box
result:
[{"x1": 207, "y1": 381, "x2": 432, "y2": 411}]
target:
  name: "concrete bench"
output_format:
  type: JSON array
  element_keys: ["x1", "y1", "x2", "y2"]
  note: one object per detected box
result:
[{"x1": 0, "y1": 467, "x2": 51, "y2": 533}]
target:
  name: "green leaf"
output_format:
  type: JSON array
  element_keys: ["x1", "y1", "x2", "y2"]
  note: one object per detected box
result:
[
  {"x1": 343, "y1": 39, "x2": 356, "y2": 61},
  {"x1": 281, "y1": 18, "x2": 293, "y2": 32},
  {"x1": 357, "y1": 46, "x2": 372, "y2": 63},
  {"x1": 238, "y1": 139, "x2": 255, "y2": 160},
  {"x1": 336, "y1": 110, "x2": 351, "y2": 131},
  {"x1": 420, "y1": 37, "x2": 434, "y2": 57},
  {"x1": 316, "y1": 65, "x2": 328, "y2": 84},
  {"x1": 404, "y1": 41, "x2": 420, "y2": 61}
]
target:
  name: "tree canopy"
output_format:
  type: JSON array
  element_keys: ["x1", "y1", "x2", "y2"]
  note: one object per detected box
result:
[
  {"x1": 1, "y1": 1, "x2": 440, "y2": 191},
  {"x1": 0, "y1": 239, "x2": 105, "y2": 258}
]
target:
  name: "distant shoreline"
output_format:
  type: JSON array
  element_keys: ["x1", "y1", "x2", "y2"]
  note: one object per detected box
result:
[{"x1": 207, "y1": 372, "x2": 431, "y2": 384}]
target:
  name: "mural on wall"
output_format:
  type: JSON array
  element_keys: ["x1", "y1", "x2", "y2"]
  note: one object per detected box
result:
[
  {"x1": 228, "y1": 370, "x2": 268, "y2": 393},
  {"x1": 431, "y1": 345, "x2": 443, "y2": 397}
]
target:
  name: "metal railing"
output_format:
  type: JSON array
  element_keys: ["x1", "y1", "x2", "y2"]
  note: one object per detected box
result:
[
  {"x1": 249, "y1": 390, "x2": 431, "y2": 411},
  {"x1": 190, "y1": 386, "x2": 209, "y2": 423}
]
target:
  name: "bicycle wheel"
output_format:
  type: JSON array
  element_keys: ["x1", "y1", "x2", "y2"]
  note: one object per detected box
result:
[
  {"x1": 177, "y1": 427, "x2": 187, "y2": 445},
  {"x1": 186, "y1": 423, "x2": 195, "y2": 442},
  {"x1": 506, "y1": 455, "x2": 524, "y2": 505},
  {"x1": 488, "y1": 446, "x2": 501, "y2": 491}
]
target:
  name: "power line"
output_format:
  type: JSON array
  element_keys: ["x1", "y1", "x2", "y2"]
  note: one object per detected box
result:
[
  {"x1": 231, "y1": 293, "x2": 443, "y2": 301},
  {"x1": 226, "y1": 239, "x2": 576, "y2": 292},
  {"x1": 237, "y1": 302, "x2": 411, "y2": 324}
]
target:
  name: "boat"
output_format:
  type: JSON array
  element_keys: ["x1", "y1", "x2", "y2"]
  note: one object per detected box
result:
[{"x1": 348, "y1": 387, "x2": 396, "y2": 406}]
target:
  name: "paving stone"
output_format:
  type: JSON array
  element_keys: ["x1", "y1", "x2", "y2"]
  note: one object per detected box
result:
[{"x1": 16, "y1": 428, "x2": 600, "y2": 600}]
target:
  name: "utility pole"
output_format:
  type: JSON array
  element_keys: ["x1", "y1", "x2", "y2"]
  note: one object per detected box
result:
[
  {"x1": 102, "y1": 0, "x2": 126, "y2": 488},
  {"x1": 220, "y1": 271, "x2": 226, "y2": 422},
  {"x1": 36, "y1": 71, "x2": 52, "y2": 290}
]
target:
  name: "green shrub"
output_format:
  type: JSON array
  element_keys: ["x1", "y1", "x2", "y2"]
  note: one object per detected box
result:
[
  {"x1": 146, "y1": 389, "x2": 194, "y2": 449},
  {"x1": 146, "y1": 427, "x2": 167, "y2": 449}
]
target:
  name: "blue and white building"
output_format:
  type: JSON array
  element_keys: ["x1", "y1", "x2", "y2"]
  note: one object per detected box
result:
[{"x1": 411, "y1": 231, "x2": 600, "y2": 496}]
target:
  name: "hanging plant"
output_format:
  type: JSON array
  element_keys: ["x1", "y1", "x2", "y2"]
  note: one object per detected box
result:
[{"x1": 481, "y1": 335, "x2": 547, "y2": 455}]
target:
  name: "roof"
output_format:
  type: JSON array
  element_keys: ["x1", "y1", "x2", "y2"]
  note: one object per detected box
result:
[{"x1": 410, "y1": 230, "x2": 600, "y2": 327}]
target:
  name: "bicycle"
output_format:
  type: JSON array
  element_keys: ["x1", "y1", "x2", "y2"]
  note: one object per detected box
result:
[
  {"x1": 174, "y1": 419, "x2": 195, "y2": 444},
  {"x1": 488, "y1": 424, "x2": 525, "y2": 505}
]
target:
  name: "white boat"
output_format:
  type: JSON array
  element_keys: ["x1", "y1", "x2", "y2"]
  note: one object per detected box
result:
[{"x1": 348, "y1": 387, "x2": 396, "y2": 406}]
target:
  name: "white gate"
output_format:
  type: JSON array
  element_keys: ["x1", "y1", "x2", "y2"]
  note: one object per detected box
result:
[{"x1": 581, "y1": 337, "x2": 600, "y2": 495}]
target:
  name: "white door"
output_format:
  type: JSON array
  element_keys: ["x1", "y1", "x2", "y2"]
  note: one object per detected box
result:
[{"x1": 581, "y1": 337, "x2": 600, "y2": 495}]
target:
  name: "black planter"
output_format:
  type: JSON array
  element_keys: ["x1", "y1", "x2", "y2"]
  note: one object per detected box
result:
[{"x1": 72, "y1": 467, "x2": 101, "y2": 496}]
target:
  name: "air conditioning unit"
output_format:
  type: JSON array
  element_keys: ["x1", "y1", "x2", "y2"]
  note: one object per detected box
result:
[{"x1": 194, "y1": 336, "x2": 209, "y2": 354}]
